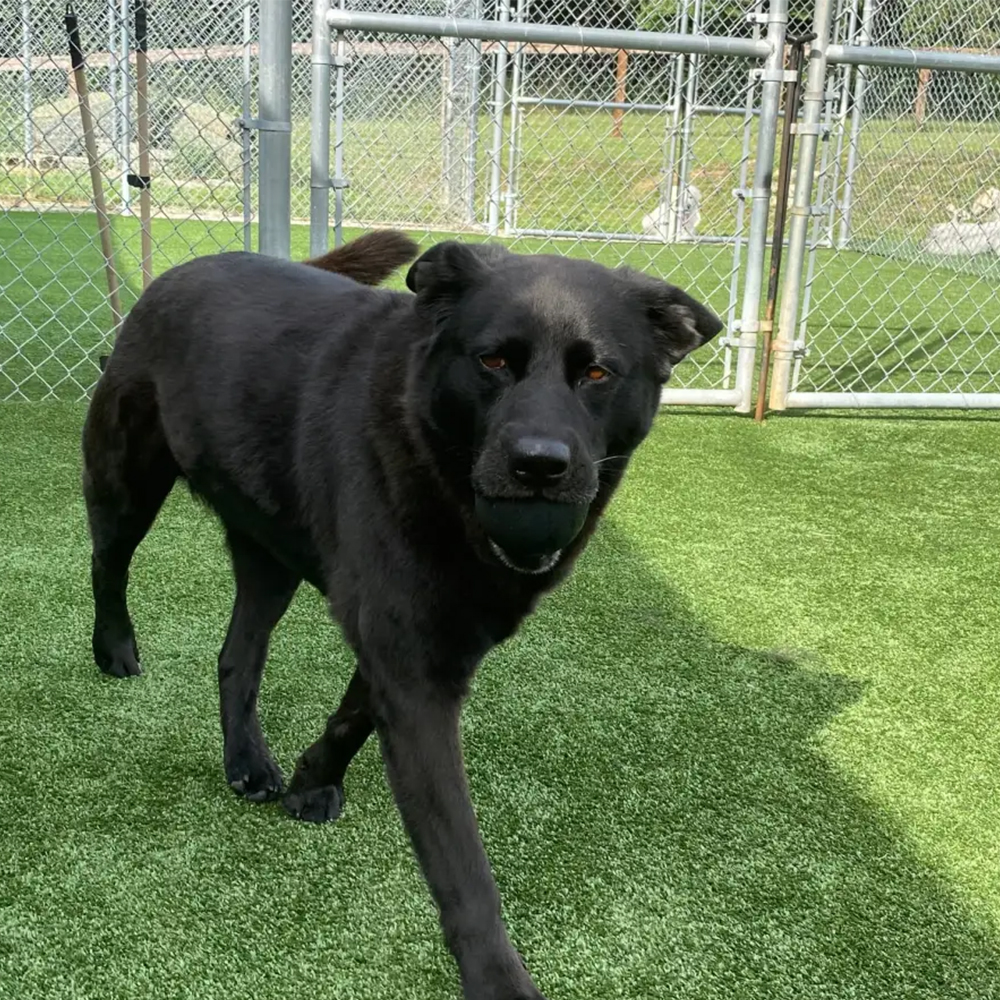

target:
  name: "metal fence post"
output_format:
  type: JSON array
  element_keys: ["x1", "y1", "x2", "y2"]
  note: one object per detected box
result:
[
  {"x1": 769, "y1": 0, "x2": 835, "y2": 411},
  {"x1": 242, "y1": 0, "x2": 254, "y2": 252},
  {"x1": 310, "y1": 0, "x2": 332, "y2": 257},
  {"x1": 259, "y1": 0, "x2": 292, "y2": 259},
  {"x1": 21, "y1": 1, "x2": 33, "y2": 164},
  {"x1": 838, "y1": 0, "x2": 873, "y2": 248},
  {"x1": 486, "y1": 0, "x2": 511, "y2": 235},
  {"x1": 732, "y1": 0, "x2": 788, "y2": 413},
  {"x1": 332, "y1": 0, "x2": 348, "y2": 249}
]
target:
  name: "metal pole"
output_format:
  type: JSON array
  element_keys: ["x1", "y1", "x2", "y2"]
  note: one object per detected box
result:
[
  {"x1": 486, "y1": 0, "x2": 511, "y2": 235},
  {"x1": 119, "y1": 0, "x2": 131, "y2": 213},
  {"x1": 503, "y1": 0, "x2": 526, "y2": 233},
  {"x1": 838, "y1": 0, "x2": 873, "y2": 248},
  {"x1": 241, "y1": 0, "x2": 253, "y2": 251},
  {"x1": 466, "y1": 28, "x2": 483, "y2": 225},
  {"x1": 332, "y1": 0, "x2": 347, "y2": 248},
  {"x1": 326, "y1": 10, "x2": 770, "y2": 59},
  {"x1": 107, "y1": 0, "x2": 119, "y2": 194},
  {"x1": 722, "y1": 0, "x2": 763, "y2": 390},
  {"x1": 825, "y1": 0, "x2": 856, "y2": 243},
  {"x1": 732, "y1": 0, "x2": 788, "y2": 414},
  {"x1": 258, "y1": 0, "x2": 292, "y2": 259},
  {"x1": 664, "y1": 0, "x2": 689, "y2": 243},
  {"x1": 310, "y1": 0, "x2": 331, "y2": 257},
  {"x1": 22, "y1": 1, "x2": 33, "y2": 164},
  {"x1": 675, "y1": 0, "x2": 701, "y2": 241},
  {"x1": 134, "y1": 0, "x2": 152, "y2": 287},
  {"x1": 769, "y1": 0, "x2": 835, "y2": 411}
]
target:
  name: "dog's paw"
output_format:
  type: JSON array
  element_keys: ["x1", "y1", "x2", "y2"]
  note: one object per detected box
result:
[
  {"x1": 282, "y1": 783, "x2": 344, "y2": 823},
  {"x1": 93, "y1": 634, "x2": 142, "y2": 678},
  {"x1": 225, "y1": 748, "x2": 284, "y2": 802}
]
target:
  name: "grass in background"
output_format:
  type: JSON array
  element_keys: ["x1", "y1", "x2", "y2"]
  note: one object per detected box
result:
[
  {"x1": 1, "y1": 403, "x2": 998, "y2": 999},
  {"x1": 1, "y1": 208, "x2": 996, "y2": 402},
  {"x1": 4, "y1": 107, "x2": 998, "y2": 247}
]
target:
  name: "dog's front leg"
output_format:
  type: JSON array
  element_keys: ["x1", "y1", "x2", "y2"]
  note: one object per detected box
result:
[{"x1": 368, "y1": 677, "x2": 545, "y2": 1000}]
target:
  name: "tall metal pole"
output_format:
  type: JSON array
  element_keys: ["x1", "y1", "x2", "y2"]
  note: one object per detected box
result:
[
  {"x1": 119, "y1": 0, "x2": 131, "y2": 213},
  {"x1": 769, "y1": 0, "x2": 835, "y2": 411},
  {"x1": 134, "y1": 0, "x2": 153, "y2": 287},
  {"x1": 241, "y1": 0, "x2": 253, "y2": 251},
  {"x1": 486, "y1": 0, "x2": 511, "y2": 235},
  {"x1": 258, "y1": 0, "x2": 292, "y2": 259},
  {"x1": 310, "y1": 0, "x2": 332, "y2": 257},
  {"x1": 503, "y1": 0, "x2": 527, "y2": 234},
  {"x1": 674, "y1": 0, "x2": 701, "y2": 240},
  {"x1": 22, "y1": 1, "x2": 33, "y2": 164},
  {"x1": 332, "y1": 0, "x2": 347, "y2": 248},
  {"x1": 732, "y1": 0, "x2": 788, "y2": 413},
  {"x1": 838, "y1": 0, "x2": 873, "y2": 248}
]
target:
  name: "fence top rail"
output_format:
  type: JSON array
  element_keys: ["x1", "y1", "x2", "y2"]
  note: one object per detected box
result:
[
  {"x1": 827, "y1": 43, "x2": 1000, "y2": 75},
  {"x1": 325, "y1": 9, "x2": 771, "y2": 59}
]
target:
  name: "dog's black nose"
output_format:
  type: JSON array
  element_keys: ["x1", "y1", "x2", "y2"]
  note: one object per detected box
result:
[{"x1": 510, "y1": 437, "x2": 571, "y2": 487}]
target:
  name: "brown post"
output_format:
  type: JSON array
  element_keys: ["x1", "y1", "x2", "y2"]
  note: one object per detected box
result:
[
  {"x1": 914, "y1": 68, "x2": 932, "y2": 125},
  {"x1": 612, "y1": 49, "x2": 628, "y2": 138},
  {"x1": 65, "y1": 3, "x2": 123, "y2": 331}
]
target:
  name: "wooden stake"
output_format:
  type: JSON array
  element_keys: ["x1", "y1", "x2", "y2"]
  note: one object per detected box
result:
[
  {"x1": 612, "y1": 49, "x2": 627, "y2": 138},
  {"x1": 65, "y1": 3, "x2": 123, "y2": 330}
]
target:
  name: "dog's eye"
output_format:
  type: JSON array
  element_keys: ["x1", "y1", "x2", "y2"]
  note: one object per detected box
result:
[
  {"x1": 584, "y1": 365, "x2": 611, "y2": 382},
  {"x1": 480, "y1": 354, "x2": 507, "y2": 371}
]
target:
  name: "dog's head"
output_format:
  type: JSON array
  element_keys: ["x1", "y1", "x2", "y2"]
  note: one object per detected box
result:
[{"x1": 406, "y1": 241, "x2": 722, "y2": 573}]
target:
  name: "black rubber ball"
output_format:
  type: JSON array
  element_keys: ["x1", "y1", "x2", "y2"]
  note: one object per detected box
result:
[{"x1": 474, "y1": 497, "x2": 588, "y2": 557}]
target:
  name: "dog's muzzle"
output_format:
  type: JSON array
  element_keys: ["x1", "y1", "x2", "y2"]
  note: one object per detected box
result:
[{"x1": 475, "y1": 497, "x2": 588, "y2": 574}]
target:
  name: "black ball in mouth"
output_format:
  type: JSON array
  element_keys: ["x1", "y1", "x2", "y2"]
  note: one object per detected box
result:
[{"x1": 474, "y1": 497, "x2": 588, "y2": 568}]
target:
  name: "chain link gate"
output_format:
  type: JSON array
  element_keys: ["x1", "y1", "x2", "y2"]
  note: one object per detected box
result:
[
  {"x1": 310, "y1": 0, "x2": 794, "y2": 409},
  {"x1": 768, "y1": 0, "x2": 1000, "y2": 410}
]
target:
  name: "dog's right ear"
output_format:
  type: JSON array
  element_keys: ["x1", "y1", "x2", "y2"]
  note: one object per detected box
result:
[{"x1": 405, "y1": 241, "x2": 507, "y2": 315}]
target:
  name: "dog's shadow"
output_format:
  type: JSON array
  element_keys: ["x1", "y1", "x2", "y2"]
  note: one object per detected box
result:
[{"x1": 460, "y1": 520, "x2": 1000, "y2": 997}]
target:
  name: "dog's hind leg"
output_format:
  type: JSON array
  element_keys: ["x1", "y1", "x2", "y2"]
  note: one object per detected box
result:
[
  {"x1": 219, "y1": 530, "x2": 300, "y2": 802},
  {"x1": 83, "y1": 377, "x2": 179, "y2": 678},
  {"x1": 283, "y1": 668, "x2": 373, "y2": 822}
]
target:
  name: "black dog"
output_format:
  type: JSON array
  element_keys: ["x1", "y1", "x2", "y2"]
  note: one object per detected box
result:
[{"x1": 82, "y1": 231, "x2": 721, "y2": 1000}]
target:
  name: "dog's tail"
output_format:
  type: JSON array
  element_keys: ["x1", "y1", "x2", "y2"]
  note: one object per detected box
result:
[{"x1": 304, "y1": 229, "x2": 420, "y2": 286}]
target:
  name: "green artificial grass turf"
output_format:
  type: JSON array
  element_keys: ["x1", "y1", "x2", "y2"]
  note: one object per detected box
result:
[{"x1": 1, "y1": 403, "x2": 999, "y2": 999}]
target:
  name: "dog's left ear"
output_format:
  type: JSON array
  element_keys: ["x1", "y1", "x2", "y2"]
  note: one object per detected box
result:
[
  {"x1": 617, "y1": 267, "x2": 724, "y2": 381},
  {"x1": 405, "y1": 240, "x2": 510, "y2": 310}
]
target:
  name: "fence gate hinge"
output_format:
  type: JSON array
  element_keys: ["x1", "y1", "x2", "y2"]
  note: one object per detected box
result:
[
  {"x1": 753, "y1": 68, "x2": 800, "y2": 84},
  {"x1": 774, "y1": 339, "x2": 809, "y2": 358},
  {"x1": 236, "y1": 117, "x2": 292, "y2": 134}
]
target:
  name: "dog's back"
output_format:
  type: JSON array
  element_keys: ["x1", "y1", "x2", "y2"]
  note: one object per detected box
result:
[{"x1": 86, "y1": 231, "x2": 420, "y2": 591}]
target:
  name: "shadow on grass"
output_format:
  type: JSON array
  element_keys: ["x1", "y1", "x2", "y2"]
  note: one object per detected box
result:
[{"x1": 466, "y1": 521, "x2": 1000, "y2": 997}]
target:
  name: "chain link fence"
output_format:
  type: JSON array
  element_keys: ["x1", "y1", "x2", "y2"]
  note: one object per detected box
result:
[
  {"x1": 2, "y1": 0, "x2": 998, "y2": 409},
  {"x1": 775, "y1": 0, "x2": 1000, "y2": 405},
  {"x1": 0, "y1": 0, "x2": 256, "y2": 401}
]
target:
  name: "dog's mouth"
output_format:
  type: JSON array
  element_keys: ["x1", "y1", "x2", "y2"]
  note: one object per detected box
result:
[
  {"x1": 488, "y1": 540, "x2": 562, "y2": 575},
  {"x1": 474, "y1": 496, "x2": 588, "y2": 575}
]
